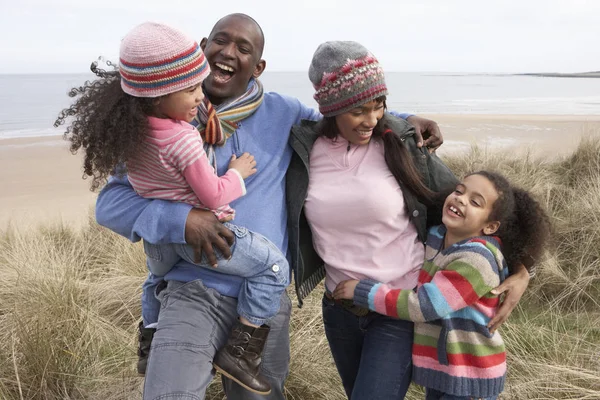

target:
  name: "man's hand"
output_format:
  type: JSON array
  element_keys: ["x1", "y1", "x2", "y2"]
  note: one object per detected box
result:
[
  {"x1": 184, "y1": 208, "x2": 234, "y2": 267},
  {"x1": 406, "y1": 115, "x2": 443, "y2": 152},
  {"x1": 333, "y1": 280, "x2": 359, "y2": 300},
  {"x1": 488, "y1": 263, "x2": 530, "y2": 333}
]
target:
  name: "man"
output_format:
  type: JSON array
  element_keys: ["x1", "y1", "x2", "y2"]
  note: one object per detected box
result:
[{"x1": 96, "y1": 14, "x2": 527, "y2": 399}]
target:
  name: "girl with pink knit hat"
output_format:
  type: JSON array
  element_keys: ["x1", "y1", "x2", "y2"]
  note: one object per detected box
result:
[{"x1": 55, "y1": 21, "x2": 288, "y2": 395}]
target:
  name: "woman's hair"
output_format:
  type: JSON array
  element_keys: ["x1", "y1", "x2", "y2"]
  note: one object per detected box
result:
[
  {"x1": 54, "y1": 62, "x2": 155, "y2": 191},
  {"x1": 469, "y1": 171, "x2": 551, "y2": 273},
  {"x1": 318, "y1": 96, "x2": 434, "y2": 203}
]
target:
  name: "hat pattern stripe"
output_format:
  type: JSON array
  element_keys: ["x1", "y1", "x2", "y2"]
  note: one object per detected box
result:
[
  {"x1": 121, "y1": 64, "x2": 208, "y2": 90},
  {"x1": 121, "y1": 54, "x2": 207, "y2": 85},
  {"x1": 119, "y1": 49, "x2": 204, "y2": 78},
  {"x1": 319, "y1": 84, "x2": 387, "y2": 114},
  {"x1": 314, "y1": 64, "x2": 381, "y2": 98},
  {"x1": 120, "y1": 42, "x2": 200, "y2": 69}
]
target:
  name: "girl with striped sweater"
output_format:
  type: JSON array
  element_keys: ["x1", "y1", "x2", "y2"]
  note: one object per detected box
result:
[{"x1": 334, "y1": 171, "x2": 550, "y2": 399}]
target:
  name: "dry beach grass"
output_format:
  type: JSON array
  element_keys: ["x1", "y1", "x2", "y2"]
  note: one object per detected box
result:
[{"x1": 1, "y1": 138, "x2": 599, "y2": 399}]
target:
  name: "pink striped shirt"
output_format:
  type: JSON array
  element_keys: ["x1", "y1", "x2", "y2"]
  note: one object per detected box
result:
[{"x1": 127, "y1": 117, "x2": 245, "y2": 219}]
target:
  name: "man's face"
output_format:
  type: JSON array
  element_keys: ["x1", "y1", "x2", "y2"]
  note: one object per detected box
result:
[{"x1": 201, "y1": 16, "x2": 265, "y2": 104}]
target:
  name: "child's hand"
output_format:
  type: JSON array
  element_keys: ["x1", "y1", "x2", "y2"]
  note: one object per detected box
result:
[
  {"x1": 333, "y1": 280, "x2": 359, "y2": 300},
  {"x1": 218, "y1": 215, "x2": 234, "y2": 223},
  {"x1": 229, "y1": 153, "x2": 257, "y2": 179}
]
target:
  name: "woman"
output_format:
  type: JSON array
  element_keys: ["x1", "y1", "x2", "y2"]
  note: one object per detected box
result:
[{"x1": 285, "y1": 41, "x2": 531, "y2": 399}]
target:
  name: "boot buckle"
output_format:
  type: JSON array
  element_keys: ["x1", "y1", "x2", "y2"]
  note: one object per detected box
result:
[{"x1": 232, "y1": 345, "x2": 245, "y2": 357}]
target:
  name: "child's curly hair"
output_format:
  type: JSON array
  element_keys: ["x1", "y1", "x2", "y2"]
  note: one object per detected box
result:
[
  {"x1": 54, "y1": 61, "x2": 155, "y2": 191},
  {"x1": 470, "y1": 171, "x2": 551, "y2": 273}
]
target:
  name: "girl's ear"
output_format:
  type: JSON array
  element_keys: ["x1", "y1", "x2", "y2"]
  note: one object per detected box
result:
[{"x1": 483, "y1": 221, "x2": 501, "y2": 235}]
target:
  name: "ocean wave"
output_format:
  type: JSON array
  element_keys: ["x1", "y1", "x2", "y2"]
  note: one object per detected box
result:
[{"x1": 0, "y1": 128, "x2": 62, "y2": 140}]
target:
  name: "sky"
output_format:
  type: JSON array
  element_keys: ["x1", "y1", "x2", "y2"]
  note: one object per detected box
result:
[{"x1": 1, "y1": 0, "x2": 598, "y2": 74}]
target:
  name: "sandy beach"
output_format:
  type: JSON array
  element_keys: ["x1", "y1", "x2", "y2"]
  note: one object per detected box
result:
[
  {"x1": 0, "y1": 136, "x2": 96, "y2": 229},
  {"x1": 1, "y1": 114, "x2": 599, "y2": 229}
]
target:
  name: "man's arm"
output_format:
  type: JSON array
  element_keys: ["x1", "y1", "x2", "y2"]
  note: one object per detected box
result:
[
  {"x1": 389, "y1": 111, "x2": 443, "y2": 150},
  {"x1": 488, "y1": 263, "x2": 530, "y2": 333},
  {"x1": 96, "y1": 175, "x2": 192, "y2": 244},
  {"x1": 96, "y1": 175, "x2": 234, "y2": 265},
  {"x1": 297, "y1": 101, "x2": 322, "y2": 122}
]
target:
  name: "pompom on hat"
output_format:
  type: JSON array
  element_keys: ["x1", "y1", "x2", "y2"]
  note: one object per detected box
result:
[
  {"x1": 119, "y1": 22, "x2": 210, "y2": 98},
  {"x1": 309, "y1": 41, "x2": 388, "y2": 117}
]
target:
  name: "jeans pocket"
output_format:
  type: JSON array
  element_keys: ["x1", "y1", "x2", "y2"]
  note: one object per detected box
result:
[
  {"x1": 143, "y1": 240, "x2": 162, "y2": 261},
  {"x1": 224, "y1": 222, "x2": 249, "y2": 238},
  {"x1": 322, "y1": 292, "x2": 336, "y2": 308},
  {"x1": 158, "y1": 280, "x2": 180, "y2": 310},
  {"x1": 161, "y1": 280, "x2": 209, "y2": 310}
]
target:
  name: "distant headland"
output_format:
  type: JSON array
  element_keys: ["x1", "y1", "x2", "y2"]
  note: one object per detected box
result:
[{"x1": 518, "y1": 71, "x2": 600, "y2": 78}]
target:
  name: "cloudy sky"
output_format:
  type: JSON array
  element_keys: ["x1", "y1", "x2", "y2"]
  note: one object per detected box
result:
[{"x1": 1, "y1": 0, "x2": 598, "y2": 74}]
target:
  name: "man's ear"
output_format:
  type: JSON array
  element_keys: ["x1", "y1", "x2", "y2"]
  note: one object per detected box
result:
[
  {"x1": 200, "y1": 37, "x2": 208, "y2": 51},
  {"x1": 253, "y1": 59, "x2": 266, "y2": 79},
  {"x1": 483, "y1": 221, "x2": 501, "y2": 236}
]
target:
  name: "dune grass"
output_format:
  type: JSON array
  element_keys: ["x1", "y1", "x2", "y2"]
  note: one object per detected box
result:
[{"x1": 1, "y1": 138, "x2": 599, "y2": 399}]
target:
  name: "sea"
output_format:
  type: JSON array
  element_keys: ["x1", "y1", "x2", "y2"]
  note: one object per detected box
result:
[{"x1": 1, "y1": 72, "x2": 599, "y2": 140}]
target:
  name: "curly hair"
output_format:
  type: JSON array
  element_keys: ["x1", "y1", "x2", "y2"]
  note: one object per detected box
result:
[
  {"x1": 468, "y1": 171, "x2": 551, "y2": 273},
  {"x1": 318, "y1": 96, "x2": 434, "y2": 204},
  {"x1": 54, "y1": 61, "x2": 155, "y2": 191}
]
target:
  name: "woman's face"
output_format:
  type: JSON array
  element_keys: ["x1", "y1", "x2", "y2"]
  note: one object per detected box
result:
[{"x1": 335, "y1": 100, "x2": 385, "y2": 146}]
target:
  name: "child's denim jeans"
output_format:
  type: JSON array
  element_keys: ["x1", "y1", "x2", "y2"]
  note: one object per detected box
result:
[{"x1": 143, "y1": 222, "x2": 289, "y2": 325}]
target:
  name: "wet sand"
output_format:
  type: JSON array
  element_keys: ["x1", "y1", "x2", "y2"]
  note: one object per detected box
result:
[{"x1": 1, "y1": 114, "x2": 599, "y2": 228}]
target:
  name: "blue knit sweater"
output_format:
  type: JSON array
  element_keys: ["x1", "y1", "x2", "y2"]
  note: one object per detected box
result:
[{"x1": 95, "y1": 88, "x2": 411, "y2": 297}]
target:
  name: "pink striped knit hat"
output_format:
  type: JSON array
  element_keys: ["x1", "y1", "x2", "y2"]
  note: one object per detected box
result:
[
  {"x1": 309, "y1": 41, "x2": 388, "y2": 117},
  {"x1": 119, "y1": 22, "x2": 210, "y2": 98}
]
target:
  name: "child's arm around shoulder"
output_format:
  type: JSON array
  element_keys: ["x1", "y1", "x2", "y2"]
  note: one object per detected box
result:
[{"x1": 337, "y1": 239, "x2": 503, "y2": 322}]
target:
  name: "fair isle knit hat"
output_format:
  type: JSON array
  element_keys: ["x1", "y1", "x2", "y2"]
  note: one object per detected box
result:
[
  {"x1": 119, "y1": 22, "x2": 210, "y2": 98},
  {"x1": 309, "y1": 41, "x2": 388, "y2": 117}
]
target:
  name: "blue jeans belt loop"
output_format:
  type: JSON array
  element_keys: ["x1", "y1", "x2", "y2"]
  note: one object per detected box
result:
[{"x1": 325, "y1": 291, "x2": 370, "y2": 317}]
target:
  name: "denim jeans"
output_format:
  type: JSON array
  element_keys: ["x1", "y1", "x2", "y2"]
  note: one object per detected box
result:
[
  {"x1": 322, "y1": 293, "x2": 414, "y2": 400},
  {"x1": 143, "y1": 279, "x2": 292, "y2": 400},
  {"x1": 143, "y1": 222, "x2": 289, "y2": 325},
  {"x1": 425, "y1": 388, "x2": 499, "y2": 400}
]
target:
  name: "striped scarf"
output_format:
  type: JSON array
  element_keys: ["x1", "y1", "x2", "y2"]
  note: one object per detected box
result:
[{"x1": 193, "y1": 78, "x2": 264, "y2": 146}]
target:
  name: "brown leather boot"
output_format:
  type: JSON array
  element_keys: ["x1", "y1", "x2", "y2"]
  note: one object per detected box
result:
[
  {"x1": 213, "y1": 322, "x2": 272, "y2": 395},
  {"x1": 137, "y1": 321, "x2": 155, "y2": 375}
]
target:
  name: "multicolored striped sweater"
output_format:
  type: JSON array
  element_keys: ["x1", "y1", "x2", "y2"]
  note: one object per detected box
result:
[{"x1": 354, "y1": 225, "x2": 508, "y2": 398}]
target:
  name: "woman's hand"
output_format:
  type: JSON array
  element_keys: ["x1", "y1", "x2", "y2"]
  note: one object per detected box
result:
[
  {"x1": 184, "y1": 208, "x2": 234, "y2": 267},
  {"x1": 406, "y1": 115, "x2": 443, "y2": 152},
  {"x1": 333, "y1": 280, "x2": 359, "y2": 300},
  {"x1": 488, "y1": 263, "x2": 530, "y2": 333}
]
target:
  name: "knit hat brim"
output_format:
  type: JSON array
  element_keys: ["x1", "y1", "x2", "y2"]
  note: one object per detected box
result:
[{"x1": 119, "y1": 23, "x2": 210, "y2": 98}]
